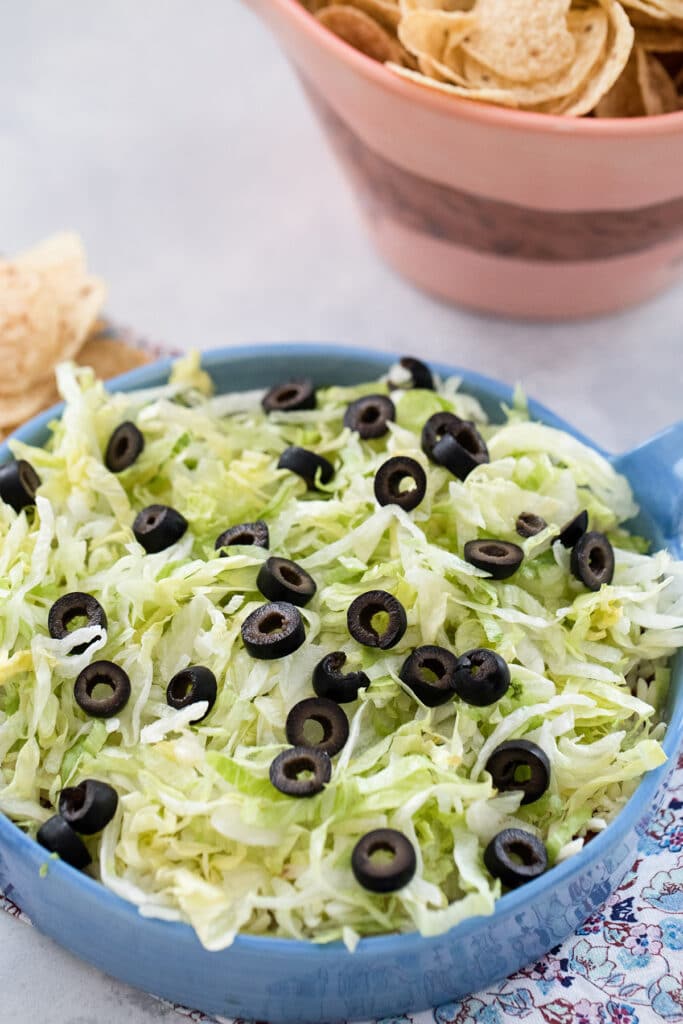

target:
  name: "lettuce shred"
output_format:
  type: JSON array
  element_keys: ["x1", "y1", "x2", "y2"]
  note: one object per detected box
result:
[{"x1": 0, "y1": 356, "x2": 681, "y2": 951}]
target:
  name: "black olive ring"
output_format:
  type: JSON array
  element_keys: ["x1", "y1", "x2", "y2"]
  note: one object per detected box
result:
[
  {"x1": 133, "y1": 504, "x2": 188, "y2": 553},
  {"x1": 421, "y1": 412, "x2": 462, "y2": 461},
  {"x1": 285, "y1": 697, "x2": 349, "y2": 757},
  {"x1": 483, "y1": 828, "x2": 548, "y2": 890},
  {"x1": 166, "y1": 665, "x2": 218, "y2": 721},
  {"x1": 215, "y1": 520, "x2": 269, "y2": 552},
  {"x1": 36, "y1": 815, "x2": 91, "y2": 870},
  {"x1": 262, "y1": 378, "x2": 316, "y2": 413},
  {"x1": 58, "y1": 779, "x2": 119, "y2": 834},
  {"x1": 241, "y1": 601, "x2": 306, "y2": 660},
  {"x1": 464, "y1": 539, "x2": 524, "y2": 580},
  {"x1": 571, "y1": 531, "x2": 615, "y2": 591},
  {"x1": 48, "y1": 592, "x2": 107, "y2": 656},
  {"x1": 351, "y1": 828, "x2": 417, "y2": 893},
  {"x1": 257, "y1": 556, "x2": 317, "y2": 607},
  {"x1": 451, "y1": 648, "x2": 511, "y2": 707},
  {"x1": 485, "y1": 739, "x2": 551, "y2": 805},
  {"x1": 432, "y1": 421, "x2": 489, "y2": 481},
  {"x1": 344, "y1": 394, "x2": 396, "y2": 440},
  {"x1": 74, "y1": 660, "x2": 131, "y2": 718},
  {"x1": 399, "y1": 645, "x2": 458, "y2": 707},
  {"x1": 516, "y1": 513, "x2": 547, "y2": 538},
  {"x1": 277, "y1": 446, "x2": 334, "y2": 490},
  {"x1": 269, "y1": 746, "x2": 331, "y2": 797},
  {"x1": 373, "y1": 456, "x2": 427, "y2": 513},
  {"x1": 395, "y1": 356, "x2": 435, "y2": 391},
  {"x1": 105, "y1": 421, "x2": 144, "y2": 473},
  {"x1": 558, "y1": 509, "x2": 588, "y2": 548},
  {"x1": 347, "y1": 590, "x2": 407, "y2": 650},
  {"x1": 312, "y1": 652, "x2": 370, "y2": 704},
  {"x1": 0, "y1": 459, "x2": 41, "y2": 513}
]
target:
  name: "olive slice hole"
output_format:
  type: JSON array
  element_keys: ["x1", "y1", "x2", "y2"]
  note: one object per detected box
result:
[
  {"x1": 589, "y1": 548, "x2": 606, "y2": 573},
  {"x1": 418, "y1": 659, "x2": 444, "y2": 684},
  {"x1": 61, "y1": 783, "x2": 87, "y2": 814},
  {"x1": 284, "y1": 755, "x2": 318, "y2": 781},
  {"x1": 169, "y1": 677, "x2": 194, "y2": 701},
  {"x1": 260, "y1": 612, "x2": 286, "y2": 635},
  {"x1": 64, "y1": 612, "x2": 90, "y2": 632},
  {"x1": 514, "y1": 764, "x2": 532, "y2": 784},
  {"x1": 361, "y1": 607, "x2": 390, "y2": 637},
  {"x1": 482, "y1": 544, "x2": 509, "y2": 559},
  {"x1": 508, "y1": 841, "x2": 536, "y2": 867},
  {"x1": 360, "y1": 406, "x2": 380, "y2": 424},
  {"x1": 90, "y1": 681, "x2": 116, "y2": 702},
  {"x1": 367, "y1": 842, "x2": 396, "y2": 866},
  {"x1": 302, "y1": 718, "x2": 327, "y2": 745},
  {"x1": 279, "y1": 565, "x2": 302, "y2": 586}
]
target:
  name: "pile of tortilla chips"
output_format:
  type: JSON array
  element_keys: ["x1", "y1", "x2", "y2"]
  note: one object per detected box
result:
[
  {"x1": 302, "y1": 0, "x2": 683, "y2": 116},
  {"x1": 0, "y1": 234, "x2": 150, "y2": 440}
]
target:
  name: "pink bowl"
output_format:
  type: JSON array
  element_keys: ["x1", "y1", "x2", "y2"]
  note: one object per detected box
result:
[{"x1": 243, "y1": 0, "x2": 683, "y2": 319}]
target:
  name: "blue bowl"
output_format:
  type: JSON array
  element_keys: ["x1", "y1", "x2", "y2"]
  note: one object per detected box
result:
[{"x1": 1, "y1": 344, "x2": 681, "y2": 1024}]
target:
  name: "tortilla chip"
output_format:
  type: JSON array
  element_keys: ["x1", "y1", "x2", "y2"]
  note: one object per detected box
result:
[
  {"x1": 0, "y1": 376, "x2": 59, "y2": 430},
  {"x1": 0, "y1": 233, "x2": 106, "y2": 390},
  {"x1": 461, "y1": 0, "x2": 575, "y2": 82},
  {"x1": 316, "y1": 5, "x2": 407, "y2": 61},
  {"x1": 76, "y1": 337, "x2": 152, "y2": 380},
  {"x1": 636, "y1": 45, "x2": 680, "y2": 109},
  {"x1": 595, "y1": 47, "x2": 645, "y2": 114},
  {"x1": 549, "y1": 0, "x2": 635, "y2": 116}
]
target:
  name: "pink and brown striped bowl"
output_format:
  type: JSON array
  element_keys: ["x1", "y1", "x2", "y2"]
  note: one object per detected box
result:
[{"x1": 244, "y1": 0, "x2": 683, "y2": 320}]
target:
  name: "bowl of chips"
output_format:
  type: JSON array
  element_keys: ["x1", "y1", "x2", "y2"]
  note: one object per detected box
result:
[{"x1": 244, "y1": 0, "x2": 683, "y2": 319}]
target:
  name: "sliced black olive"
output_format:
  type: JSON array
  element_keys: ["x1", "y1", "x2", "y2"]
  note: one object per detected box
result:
[
  {"x1": 421, "y1": 412, "x2": 462, "y2": 462},
  {"x1": 262, "y1": 378, "x2": 316, "y2": 413},
  {"x1": 133, "y1": 504, "x2": 188, "y2": 553},
  {"x1": 351, "y1": 828, "x2": 416, "y2": 893},
  {"x1": 432, "y1": 422, "x2": 489, "y2": 481},
  {"x1": 257, "y1": 556, "x2": 317, "y2": 607},
  {"x1": 343, "y1": 394, "x2": 395, "y2": 440},
  {"x1": 399, "y1": 645, "x2": 458, "y2": 707},
  {"x1": 74, "y1": 660, "x2": 131, "y2": 718},
  {"x1": 389, "y1": 356, "x2": 435, "y2": 391},
  {"x1": 241, "y1": 601, "x2": 305, "y2": 660},
  {"x1": 58, "y1": 779, "x2": 118, "y2": 834},
  {"x1": 571, "y1": 531, "x2": 615, "y2": 591},
  {"x1": 558, "y1": 509, "x2": 588, "y2": 548},
  {"x1": 269, "y1": 746, "x2": 331, "y2": 797},
  {"x1": 166, "y1": 665, "x2": 217, "y2": 721},
  {"x1": 104, "y1": 421, "x2": 144, "y2": 472},
  {"x1": 464, "y1": 539, "x2": 524, "y2": 580},
  {"x1": 485, "y1": 739, "x2": 550, "y2": 805},
  {"x1": 48, "y1": 592, "x2": 107, "y2": 655},
  {"x1": 483, "y1": 828, "x2": 548, "y2": 889},
  {"x1": 215, "y1": 520, "x2": 269, "y2": 552},
  {"x1": 373, "y1": 456, "x2": 427, "y2": 513},
  {"x1": 451, "y1": 648, "x2": 510, "y2": 706},
  {"x1": 285, "y1": 697, "x2": 349, "y2": 757},
  {"x1": 516, "y1": 513, "x2": 547, "y2": 538},
  {"x1": 36, "y1": 815, "x2": 91, "y2": 870},
  {"x1": 312, "y1": 652, "x2": 370, "y2": 703},
  {"x1": 277, "y1": 446, "x2": 334, "y2": 490},
  {"x1": 0, "y1": 459, "x2": 41, "y2": 513},
  {"x1": 347, "y1": 590, "x2": 407, "y2": 650}
]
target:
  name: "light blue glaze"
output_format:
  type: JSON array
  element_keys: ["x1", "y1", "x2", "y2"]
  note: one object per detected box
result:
[{"x1": 0, "y1": 344, "x2": 681, "y2": 1024}]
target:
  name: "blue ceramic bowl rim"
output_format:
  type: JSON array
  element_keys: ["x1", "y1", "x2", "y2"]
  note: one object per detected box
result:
[{"x1": 0, "y1": 341, "x2": 680, "y2": 961}]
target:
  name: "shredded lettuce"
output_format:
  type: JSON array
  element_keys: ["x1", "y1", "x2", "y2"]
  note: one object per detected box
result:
[{"x1": 0, "y1": 355, "x2": 681, "y2": 951}]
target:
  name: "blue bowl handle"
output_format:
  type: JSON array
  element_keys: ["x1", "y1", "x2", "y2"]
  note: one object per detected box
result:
[{"x1": 613, "y1": 421, "x2": 683, "y2": 552}]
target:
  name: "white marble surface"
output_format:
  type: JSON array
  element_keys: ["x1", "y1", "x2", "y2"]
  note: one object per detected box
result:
[{"x1": 0, "y1": 2, "x2": 681, "y2": 1022}]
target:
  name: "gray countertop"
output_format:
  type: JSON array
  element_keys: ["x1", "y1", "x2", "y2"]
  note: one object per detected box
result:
[{"x1": 0, "y1": 2, "x2": 681, "y2": 1022}]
